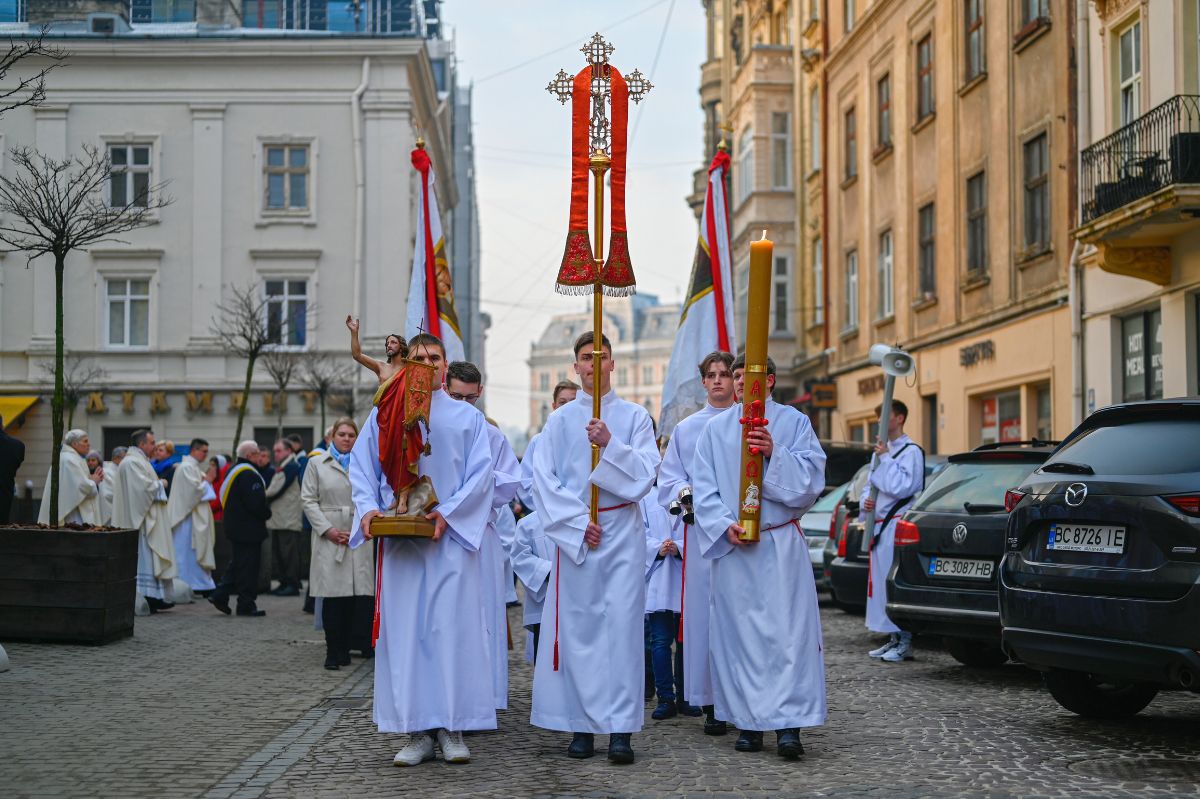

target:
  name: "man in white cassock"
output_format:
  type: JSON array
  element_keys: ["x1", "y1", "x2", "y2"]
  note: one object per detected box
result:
[
  {"x1": 112, "y1": 429, "x2": 177, "y2": 612},
  {"x1": 167, "y1": 438, "x2": 217, "y2": 593},
  {"x1": 657, "y1": 350, "x2": 736, "y2": 734},
  {"x1": 692, "y1": 354, "x2": 827, "y2": 760},
  {"x1": 530, "y1": 331, "x2": 659, "y2": 765},
  {"x1": 861, "y1": 399, "x2": 925, "y2": 663},
  {"x1": 350, "y1": 333, "x2": 495, "y2": 768},
  {"x1": 38, "y1": 429, "x2": 102, "y2": 526},
  {"x1": 444, "y1": 359, "x2": 522, "y2": 711},
  {"x1": 510, "y1": 510, "x2": 552, "y2": 662},
  {"x1": 517, "y1": 379, "x2": 578, "y2": 512}
]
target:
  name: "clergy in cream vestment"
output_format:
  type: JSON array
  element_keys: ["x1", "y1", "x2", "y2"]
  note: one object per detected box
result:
[
  {"x1": 112, "y1": 439, "x2": 176, "y2": 601},
  {"x1": 167, "y1": 451, "x2": 217, "y2": 592}
]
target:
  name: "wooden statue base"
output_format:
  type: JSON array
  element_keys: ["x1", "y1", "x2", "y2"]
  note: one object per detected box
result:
[{"x1": 370, "y1": 514, "x2": 436, "y2": 538}]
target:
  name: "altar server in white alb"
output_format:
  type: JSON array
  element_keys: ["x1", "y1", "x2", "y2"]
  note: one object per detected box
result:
[
  {"x1": 444, "y1": 360, "x2": 523, "y2": 711},
  {"x1": 861, "y1": 399, "x2": 925, "y2": 663},
  {"x1": 530, "y1": 331, "x2": 659, "y2": 765},
  {"x1": 37, "y1": 429, "x2": 102, "y2": 526},
  {"x1": 167, "y1": 438, "x2": 217, "y2": 594},
  {"x1": 510, "y1": 510, "x2": 553, "y2": 662},
  {"x1": 112, "y1": 429, "x2": 177, "y2": 612},
  {"x1": 518, "y1": 379, "x2": 579, "y2": 512},
  {"x1": 656, "y1": 350, "x2": 736, "y2": 734},
  {"x1": 692, "y1": 355, "x2": 827, "y2": 760},
  {"x1": 350, "y1": 333, "x2": 495, "y2": 768}
]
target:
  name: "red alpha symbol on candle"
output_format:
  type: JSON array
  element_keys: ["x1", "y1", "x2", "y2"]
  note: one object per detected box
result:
[{"x1": 746, "y1": 461, "x2": 759, "y2": 478}]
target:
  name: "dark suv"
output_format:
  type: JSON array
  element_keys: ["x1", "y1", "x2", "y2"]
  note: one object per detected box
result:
[
  {"x1": 886, "y1": 441, "x2": 1057, "y2": 666},
  {"x1": 1000, "y1": 400, "x2": 1200, "y2": 718}
]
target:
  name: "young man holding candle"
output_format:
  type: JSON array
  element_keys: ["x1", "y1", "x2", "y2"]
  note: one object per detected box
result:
[
  {"x1": 690, "y1": 355, "x2": 828, "y2": 759},
  {"x1": 657, "y1": 350, "x2": 736, "y2": 733},
  {"x1": 528, "y1": 331, "x2": 659, "y2": 764}
]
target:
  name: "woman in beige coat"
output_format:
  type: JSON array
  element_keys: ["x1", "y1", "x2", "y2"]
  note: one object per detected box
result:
[{"x1": 301, "y1": 418, "x2": 376, "y2": 670}]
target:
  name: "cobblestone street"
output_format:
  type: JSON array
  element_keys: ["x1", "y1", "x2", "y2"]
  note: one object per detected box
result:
[{"x1": 4, "y1": 592, "x2": 1200, "y2": 798}]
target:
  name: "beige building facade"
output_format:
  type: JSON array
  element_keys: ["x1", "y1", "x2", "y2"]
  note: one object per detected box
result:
[{"x1": 1073, "y1": 0, "x2": 1200, "y2": 408}]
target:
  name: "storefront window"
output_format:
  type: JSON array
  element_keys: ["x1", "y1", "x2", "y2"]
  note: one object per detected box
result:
[
  {"x1": 1121, "y1": 309, "x2": 1163, "y2": 402},
  {"x1": 979, "y1": 390, "x2": 1021, "y2": 445}
]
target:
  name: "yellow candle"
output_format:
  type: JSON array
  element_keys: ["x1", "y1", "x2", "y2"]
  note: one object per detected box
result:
[{"x1": 738, "y1": 231, "x2": 772, "y2": 542}]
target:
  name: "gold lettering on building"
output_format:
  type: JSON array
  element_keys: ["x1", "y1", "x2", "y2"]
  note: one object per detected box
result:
[
  {"x1": 185, "y1": 391, "x2": 213, "y2": 414},
  {"x1": 300, "y1": 391, "x2": 317, "y2": 414},
  {"x1": 150, "y1": 392, "x2": 170, "y2": 414},
  {"x1": 122, "y1": 392, "x2": 135, "y2": 413},
  {"x1": 263, "y1": 393, "x2": 286, "y2": 414},
  {"x1": 86, "y1": 392, "x2": 107, "y2": 414},
  {"x1": 229, "y1": 392, "x2": 244, "y2": 413}
]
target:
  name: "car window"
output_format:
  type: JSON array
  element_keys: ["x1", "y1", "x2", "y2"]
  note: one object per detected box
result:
[
  {"x1": 912, "y1": 461, "x2": 1040, "y2": 512},
  {"x1": 811, "y1": 483, "x2": 848, "y2": 512},
  {"x1": 1048, "y1": 420, "x2": 1200, "y2": 475}
]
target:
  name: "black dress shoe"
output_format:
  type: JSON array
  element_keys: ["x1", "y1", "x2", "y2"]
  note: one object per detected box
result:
[
  {"x1": 677, "y1": 701, "x2": 704, "y2": 717},
  {"x1": 357, "y1": 648, "x2": 375, "y2": 659},
  {"x1": 567, "y1": 732, "x2": 595, "y2": 759},
  {"x1": 303, "y1": 596, "x2": 315, "y2": 614},
  {"x1": 208, "y1": 596, "x2": 232, "y2": 616},
  {"x1": 147, "y1": 597, "x2": 175, "y2": 611},
  {"x1": 607, "y1": 733, "x2": 634, "y2": 764},
  {"x1": 323, "y1": 655, "x2": 340, "y2": 671},
  {"x1": 776, "y1": 728, "x2": 804, "y2": 760},
  {"x1": 651, "y1": 700, "x2": 678, "y2": 720},
  {"x1": 338, "y1": 652, "x2": 352, "y2": 667},
  {"x1": 273, "y1": 585, "x2": 300, "y2": 597},
  {"x1": 236, "y1": 609, "x2": 267, "y2": 617},
  {"x1": 703, "y1": 705, "x2": 728, "y2": 736},
  {"x1": 734, "y1": 730, "x2": 763, "y2": 752}
]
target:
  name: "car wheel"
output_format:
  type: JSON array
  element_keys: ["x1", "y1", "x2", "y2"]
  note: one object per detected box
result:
[
  {"x1": 943, "y1": 637, "x2": 1008, "y2": 668},
  {"x1": 1042, "y1": 669, "x2": 1159, "y2": 719}
]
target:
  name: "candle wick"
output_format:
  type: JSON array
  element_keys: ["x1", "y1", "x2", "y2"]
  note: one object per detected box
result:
[{"x1": 759, "y1": 229, "x2": 767, "y2": 241}]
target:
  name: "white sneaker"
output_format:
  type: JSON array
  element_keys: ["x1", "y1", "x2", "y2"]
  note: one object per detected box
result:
[
  {"x1": 868, "y1": 634, "x2": 899, "y2": 658},
  {"x1": 882, "y1": 633, "x2": 914, "y2": 662},
  {"x1": 393, "y1": 733, "x2": 435, "y2": 767},
  {"x1": 437, "y1": 728, "x2": 471, "y2": 764}
]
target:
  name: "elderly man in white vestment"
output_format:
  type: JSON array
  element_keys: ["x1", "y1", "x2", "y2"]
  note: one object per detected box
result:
[
  {"x1": 657, "y1": 350, "x2": 736, "y2": 734},
  {"x1": 351, "y1": 333, "x2": 495, "y2": 768},
  {"x1": 112, "y1": 429, "x2": 177, "y2": 612},
  {"x1": 167, "y1": 438, "x2": 217, "y2": 593},
  {"x1": 445, "y1": 360, "x2": 523, "y2": 711},
  {"x1": 37, "y1": 429, "x2": 102, "y2": 526},
  {"x1": 530, "y1": 331, "x2": 659, "y2": 765},
  {"x1": 692, "y1": 354, "x2": 827, "y2": 760}
]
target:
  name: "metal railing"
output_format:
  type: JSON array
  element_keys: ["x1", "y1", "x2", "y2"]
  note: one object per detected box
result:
[{"x1": 1081, "y1": 94, "x2": 1200, "y2": 224}]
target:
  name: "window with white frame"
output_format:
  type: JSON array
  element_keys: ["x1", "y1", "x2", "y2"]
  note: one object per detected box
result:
[
  {"x1": 809, "y1": 88, "x2": 821, "y2": 173},
  {"x1": 844, "y1": 249, "x2": 859, "y2": 330},
  {"x1": 109, "y1": 143, "x2": 152, "y2": 208},
  {"x1": 773, "y1": 254, "x2": 791, "y2": 333},
  {"x1": 813, "y1": 237, "x2": 824, "y2": 325},
  {"x1": 539, "y1": 372, "x2": 549, "y2": 392},
  {"x1": 264, "y1": 279, "x2": 308, "y2": 348},
  {"x1": 877, "y1": 229, "x2": 894, "y2": 318},
  {"x1": 263, "y1": 143, "x2": 310, "y2": 212},
  {"x1": 642, "y1": 364, "x2": 654, "y2": 384},
  {"x1": 106, "y1": 278, "x2": 150, "y2": 348},
  {"x1": 736, "y1": 126, "x2": 754, "y2": 204},
  {"x1": 1118, "y1": 21, "x2": 1142, "y2": 126},
  {"x1": 771, "y1": 112, "x2": 792, "y2": 189}
]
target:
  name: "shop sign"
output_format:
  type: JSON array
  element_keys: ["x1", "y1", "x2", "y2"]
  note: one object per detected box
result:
[
  {"x1": 810, "y1": 382, "x2": 838, "y2": 409},
  {"x1": 959, "y1": 340, "x2": 995, "y2": 367},
  {"x1": 857, "y1": 375, "x2": 885, "y2": 396}
]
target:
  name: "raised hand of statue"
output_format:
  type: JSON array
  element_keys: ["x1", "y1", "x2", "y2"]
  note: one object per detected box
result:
[{"x1": 346, "y1": 315, "x2": 360, "y2": 334}]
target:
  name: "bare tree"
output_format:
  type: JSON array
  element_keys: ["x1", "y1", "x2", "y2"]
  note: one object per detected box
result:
[
  {"x1": 0, "y1": 145, "x2": 169, "y2": 525},
  {"x1": 261, "y1": 348, "x2": 299, "y2": 440},
  {"x1": 211, "y1": 283, "x2": 271, "y2": 452},
  {"x1": 38, "y1": 355, "x2": 107, "y2": 430},
  {"x1": 0, "y1": 29, "x2": 67, "y2": 117},
  {"x1": 300, "y1": 351, "x2": 355, "y2": 437}
]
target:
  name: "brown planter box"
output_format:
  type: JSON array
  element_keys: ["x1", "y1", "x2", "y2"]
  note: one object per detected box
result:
[{"x1": 0, "y1": 527, "x2": 138, "y2": 644}]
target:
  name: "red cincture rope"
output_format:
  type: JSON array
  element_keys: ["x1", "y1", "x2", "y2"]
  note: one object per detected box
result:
[
  {"x1": 677, "y1": 523, "x2": 687, "y2": 644},
  {"x1": 371, "y1": 537, "x2": 384, "y2": 646}
]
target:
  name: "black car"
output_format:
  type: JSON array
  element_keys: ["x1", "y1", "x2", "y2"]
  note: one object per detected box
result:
[
  {"x1": 1000, "y1": 400, "x2": 1200, "y2": 718},
  {"x1": 827, "y1": 455, "x2": 948, "y2": 613},
  {"x1": 820, "y1": 440, "x2": 873, "y2": 494},
  {"x1": 885, "y1": 441, "x2": 1057, "y2": 666}
]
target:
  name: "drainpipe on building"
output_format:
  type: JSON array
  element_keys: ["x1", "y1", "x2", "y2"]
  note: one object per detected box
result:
[
  {"x1": 820, "y1": 0, "x2": 830, "y2": 356},
  {"x1": 1072, "y1": 0, "x2": 1090, "y2": 425},
  {"x1": 350, "y1": 57, "x2": 371, "y2": 413}
]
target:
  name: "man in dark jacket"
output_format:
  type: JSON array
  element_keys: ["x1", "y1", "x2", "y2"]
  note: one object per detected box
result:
[
  {"x1": 209, "y1": 440, "x2": 272, "y2": 617},
  {"x1": 0, "y1": 417, "x2": 25, "y2": 524}
]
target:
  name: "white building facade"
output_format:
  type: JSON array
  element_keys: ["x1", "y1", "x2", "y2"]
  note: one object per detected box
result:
[{"x1": 0, "y1": 3, "x2": 462, "y2": 497}]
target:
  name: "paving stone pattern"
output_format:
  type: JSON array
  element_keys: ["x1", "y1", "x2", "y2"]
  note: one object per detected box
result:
[{"x1": 4, "y1": 594, "x2": 1200, "y2": 798}]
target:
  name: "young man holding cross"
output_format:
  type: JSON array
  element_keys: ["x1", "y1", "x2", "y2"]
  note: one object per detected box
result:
[{"x1": 528, "y1": 331, "x2": 659, "y2": 764}]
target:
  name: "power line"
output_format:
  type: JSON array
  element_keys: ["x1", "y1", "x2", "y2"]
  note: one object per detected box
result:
[{"x1": 629, "y1": 0, "x2": 676, "y2": 148}]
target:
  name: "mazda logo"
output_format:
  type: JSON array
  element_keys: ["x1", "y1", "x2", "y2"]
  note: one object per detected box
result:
[
  {"x1": 952, "y1": 523, "x2": 968, "y2": 544},
  {"x1": 1065, "y1": 483, "x2": 1088, "y2": 507}
]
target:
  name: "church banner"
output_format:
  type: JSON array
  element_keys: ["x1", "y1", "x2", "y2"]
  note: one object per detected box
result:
[{"x1": 405, "y1": 143, "x2": 465, "y2": 364}]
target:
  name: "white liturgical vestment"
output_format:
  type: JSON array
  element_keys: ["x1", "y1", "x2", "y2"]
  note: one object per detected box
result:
[
  {"x1": 480, "y1": 422, "x2": 521, "y2": 710},
  {"x1": 349, "y1": 388, "x2": 496, "y2": 734},
  {"x1": 38, "y1": 446, "x2": 99, "y2": 526},
  {"x1": 167, "y1": 455, "x2": 217, "y2": 591},
  {"x1": 693, "y1": 397, "x2": 828, "y2": 731},
  {"x1": 530, "y1": 389, "x2": 658, "y2": 734},
  {"x1": 860, "y1": 433, "x2": 925, "y2": 634},
  {"x1": 112, "y1": 447, "x2": 176, "y2": 601}
]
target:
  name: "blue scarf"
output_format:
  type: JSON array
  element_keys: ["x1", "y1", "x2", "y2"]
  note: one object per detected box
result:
[{"x1": 333, "y1": 450, "x2": 351, "y2": 471}]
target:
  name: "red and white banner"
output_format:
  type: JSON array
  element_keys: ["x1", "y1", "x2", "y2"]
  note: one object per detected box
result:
[
  {"x1": 658, "y1": 149, "x2": 736, "y2": 439},
  {"x1": 405, "y1": 145, "x2": 465, "y2": 363}
]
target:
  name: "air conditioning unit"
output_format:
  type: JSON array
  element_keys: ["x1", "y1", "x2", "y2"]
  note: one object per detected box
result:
[{"x1": 88, "y1": 13, "x2": 132, "y2": 36}]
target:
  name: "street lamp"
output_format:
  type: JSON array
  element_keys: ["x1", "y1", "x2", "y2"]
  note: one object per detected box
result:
[{"x1": 860, "y1": 344, "x2": 915, "y2": 539}]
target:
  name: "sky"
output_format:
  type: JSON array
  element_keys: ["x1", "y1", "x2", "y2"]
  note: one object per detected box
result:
[{"x1": 443, "y1": 0, "x2": 706, "y2": 433}]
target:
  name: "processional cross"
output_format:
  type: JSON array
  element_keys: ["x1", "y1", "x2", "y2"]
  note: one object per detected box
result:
[{"x1": 547, "y1": 34, "x2": 652, "y2": 525}]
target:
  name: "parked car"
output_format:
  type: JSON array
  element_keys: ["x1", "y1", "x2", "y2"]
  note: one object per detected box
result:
[
  {"x1": 801, "y1": 481, "x2": 849, "y2": 589},
  {"x1": 885, "y1": 441, "x2": 1057, "y2": 666},
  {"x1": 1000, "y1": 400, "x2": 1200, "y2": 718},
  {"x1": 819, "y1": 441, "x2": 873, "y2": 495},
  {"x1": 827, "y1": 454, "x2": 948, "y2": 613}
]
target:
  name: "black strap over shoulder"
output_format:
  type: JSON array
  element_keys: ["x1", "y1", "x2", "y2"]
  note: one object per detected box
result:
[{"x1": 870, "y1": 440, "x2": 927, "y2": 546}]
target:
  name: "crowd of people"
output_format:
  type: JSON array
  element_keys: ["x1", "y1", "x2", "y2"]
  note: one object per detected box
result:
[{"x1": 22, "y1": 323, "x2": 920, "y2": 773}]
